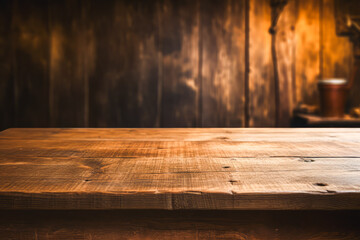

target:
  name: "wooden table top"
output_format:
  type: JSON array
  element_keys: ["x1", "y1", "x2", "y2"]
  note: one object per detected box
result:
[{"x1": 1, "y1": 128, "x2": 360, "y2": 210}]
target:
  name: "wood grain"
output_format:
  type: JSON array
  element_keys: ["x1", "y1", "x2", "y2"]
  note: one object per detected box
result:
[
  {"x1": 331, "y1": 0, "x2": 360, "y2": 111},
  {"x1": 1, "y1": 210, "x2": 360, "y2": 240},
  {"x1": 160, "y1": 0, "x2": 199, "y2": 127},
  {"x1": 0, "y1": 0, "x2": 358, "y2": 129},
  {"x1": 201, "y1": 0, "x2": 246, "y2": 127},
  {"x1": 49, "y1": 0, "x2": 87, "y2": 127},
  {"x1": 11, "y1": 0, "x2": 50, "y2": 127},
  {"x1": 88, "y1": 0, "x2": 159, "y2": 127},
  {"x1": 321, "y1": 0, "x2": 353, "y2": 81},
  {"x1": 295, "y1": 0, "x2": 320, "y2": 106},
  {"x1": 274, "y1": 1, "x2": 297, "y2": 126},
  {"x1": 249, "y1": 0, "x2": 275, "y2": 127},
  {"x1": 1, "y1": 128, "x2": 360, "y2": 210}
]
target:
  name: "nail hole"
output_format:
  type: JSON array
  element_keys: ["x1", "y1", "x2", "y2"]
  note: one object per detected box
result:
[
  {"x1": 300, "y1": 159, "x2": 315, "y2": 163},
  {"x1": 222, "y1": 166, "x2": 230, "y2": 169},
  {"x1": 229, "y1": 180, "x2": 237, "y2": 185},
  {"x1": 84, "y1": 179, "x2": 92, "y2": 182},
  {"x1": 216, "y1": 136, "x2": 230, "y2": 140},
  {"x1": 314, "y1": 182, "x2": 328, "y2": 187}
]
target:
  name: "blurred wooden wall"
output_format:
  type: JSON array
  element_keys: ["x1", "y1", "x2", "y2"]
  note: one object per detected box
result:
[{"x1": 0, "y1": 0, "x2": 357, "y2": 130}]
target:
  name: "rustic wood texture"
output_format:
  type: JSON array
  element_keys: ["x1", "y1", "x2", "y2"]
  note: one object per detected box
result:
[
  {"x1": 49, "y1": 0, "x2": 87, "y2": 127},
  {"x1": 333, "y1": 0, "x2": 360, "y2": 111},
  {"x1": 11, "y1": 0, "x2": 50, "y2": 128},
  {"x1": 295, "y1": 0, "x2": 320, "y2": 107},
  {"x1": 274, "y1": 0, "x2": 296, "y2": 126},
  {"x1": 351, "y1": 59, "x2": 360, "y2": 109},
  {"x1": 1, "y1": 210, "x2": 360, "y2": 240},
  {"x1": 1, "y1": 128, "x2": 360, "y2": 210},
  {"x1": 88, "y1": 0, "x2": 159, "y2": 128},
  {"x1": 160, "y1": 0, "x2": 199, "y2": 127},
  {"x1": 1, "y1": 0, "x2": 358, "y2": 130},
  {"x1": 201, "y1": 0, "x2": 245, "y2": 127},
  {"x1": 249, "y1": 0, "x2": 275, "y2": 127},
  {"x1": 321, "y1": 0, "x2": 353, "y2": 81}
]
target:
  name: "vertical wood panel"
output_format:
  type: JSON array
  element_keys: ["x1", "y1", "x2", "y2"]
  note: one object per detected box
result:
[
  {"x1": 88, "y1": 0, "x2": 159, "y2": 127},
  {"x1": 350, "y1": 59, "x2": 360, "y2": 110},
  {"x1": 332, "y1": 0, "x2": 360, "y2": 112},
  {"x1": 160, "y1": 0, "x2": 200, "y2": 127},
  {"x1": 201, "y1": 0, "x2": 246, "y2": 127},
  {"x1": 136, "y1": 1, "x2": 161, "y2": 127},
  {"x1": 49, "y1": 0, "x2": 86, "y2": 127},
  {"x1": 295, "y1": 0, "x2": 320, "y2": 106},
  {"x1": 0, "y1": 0, "x2": 13, "y2": 131},
  {"x1": 321, "y1": 0, "x2": 353, "y2": 79},
  {"x1": 88, "y1": 0, "x2": 133, "y2": 127},
  {"x1": 1, "y1": 0, "x2": 359, "y2": 128},
  {"x1": 249, "y1": 0, "x2": 275, "y2": 127},
  {"x1": 321, "y1": 0, "x2": 355, "y2": 110},
  {"x1": 11, "y1": 0, "x2": 50, "y2": 127},
  {"x1": 275, "y1": 1, "x2": 297, "y2": 126}
]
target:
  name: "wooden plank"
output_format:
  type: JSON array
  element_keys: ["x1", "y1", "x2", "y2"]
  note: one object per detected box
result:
[
  {"x1": 324, "y1": 0, "x2": 359, "y2": 111},
  {"x1": 321, "y1": 0, "x2": 353, "y2": 80},
  {"x1": 88, "y1": 0, "x2": 159, "y2": 127},
  {"x1": 249, "y1": 0, "x2": 275, "y2": 127},
  {"x1": 48, "y1": 0, "x2": 87, "y2": 127},
  {"x1": 350, "y1": 58, "x2": 360, "y2": 110},
  {"x1": 0, "y1": 139, "x2": 360, "y2": 158},
  {"x1": 3, "y1": 0, "x2": 357, "y2": 130},
  {"x1": 3, "y1": 0, "x2": 351, "y2": 129},
  {"x1": 1, "y1": 210, "x2": 360, "y2": 240},
  {"x1": 295, "y1": 0, "x2": 320, "y2": 106},
  {"x1": 11, "y1": 0, "x2": 50, "y2": 127},
  {"x1": 87, "y1": 0, "x2": 126, "y2": 127},
  {"x1": 332, "y1": 0, "x2": 360, "y2": 113},
  {"x1": 201, "y1": 0, "x2": 246, "y2": 127},
  {"x1": 1, "y1": 156, "x2": 360, "y2": 192},
  {"x1": 0, "y1": 0, "x2": 13, "y2": 131},
  {"x1": 1, "y1": 128, "x2": 360, "y2": 210},
  {"x1": 160, "y1": 0, "x2": 199, "y2": 127},
  {"x1": 2, "y1": 128, "x2": 360, "y2": 142},
  {"x1": 274, "y1": 1, "x2": 297, "y2": 126}
]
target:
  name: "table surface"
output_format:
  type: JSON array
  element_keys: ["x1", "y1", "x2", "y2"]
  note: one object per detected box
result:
[{"x1": 1, "y1": 128, "x2": 360, "y2": 210}]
